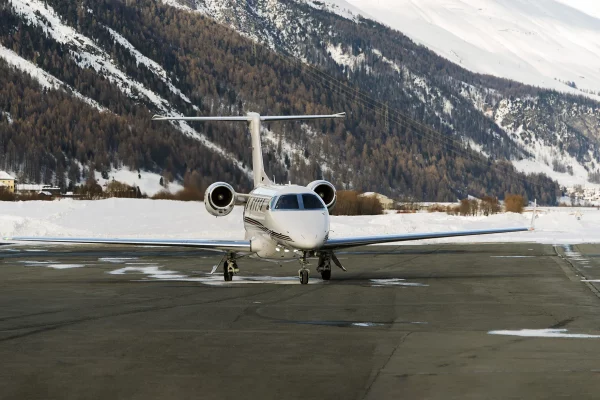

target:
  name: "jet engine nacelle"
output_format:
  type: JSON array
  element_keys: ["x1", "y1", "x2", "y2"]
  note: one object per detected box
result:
[
  {"x1": 205, "y1": 182, "x2": 236, "y2": 217},
  {"x1": 307, "y1": 180, "x2": 337, "y2": 211}
]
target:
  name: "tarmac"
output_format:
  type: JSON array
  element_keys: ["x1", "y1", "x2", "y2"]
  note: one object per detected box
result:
[{"x1": 2, "y1": 242, "x2": 600, "y2": 399}]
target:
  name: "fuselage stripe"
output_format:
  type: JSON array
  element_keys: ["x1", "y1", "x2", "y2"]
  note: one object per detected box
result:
[{"x1": 244, "y1": 217, "x2": 292, "y2": 242}]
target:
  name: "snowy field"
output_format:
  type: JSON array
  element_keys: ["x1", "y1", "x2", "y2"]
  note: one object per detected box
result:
[{"x1": 0, "y1": 199, "x2": 598, "y2": 246}]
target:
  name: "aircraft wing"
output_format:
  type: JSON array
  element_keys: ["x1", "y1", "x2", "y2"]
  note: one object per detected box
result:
[
  {"x1": 321, "y1": 227, "x2": 530, "y2": 250},
  {"x1": 4, "y1": 237, "x2": 251, "y2": 252}
]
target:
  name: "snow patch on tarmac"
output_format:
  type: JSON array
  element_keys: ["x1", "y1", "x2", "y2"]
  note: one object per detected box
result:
[
  {"x1": 490, "y1": 256, "x2": 535, "y2": 258},
  {"x1": 489, "y1": 329, "x2": 600, "y2": 339},
  {"x1": 18, "y1": 260, "x2": 86, "y2": 269},
  {"x1": 370, "y1": 278, "x2": 428, "y2": 287},
  {"x1": 108, "y1": 266, "x2": 186, "y2": 279},
  {"x1": 45, "y1": 264, "x2": 86, "y2": 269}
]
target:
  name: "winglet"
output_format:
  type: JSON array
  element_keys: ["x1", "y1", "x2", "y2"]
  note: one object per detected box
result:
[{"x1": 529, "y1": 199, "x2": 537, "y2": 231}]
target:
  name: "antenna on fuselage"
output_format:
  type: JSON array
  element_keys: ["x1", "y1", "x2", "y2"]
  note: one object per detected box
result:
[{"x1": 152, "y1": 112, "x2": 346, "y2": 187}]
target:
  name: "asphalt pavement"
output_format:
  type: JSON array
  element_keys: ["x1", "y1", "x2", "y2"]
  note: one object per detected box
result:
[{"x1": 2, "y1": 243, "x2": 600, "y2": 399}]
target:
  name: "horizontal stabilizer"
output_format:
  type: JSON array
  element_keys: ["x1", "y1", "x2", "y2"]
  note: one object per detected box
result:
[
  {"x1": 260, "y1": 112, "x2": 346, "y2": 121},
  {"x1": 151, "y1": 113, "x2": 345, "y2": 122},
  {"x1": 152, "y1": 115, "x2": 251, "y2": 122}
]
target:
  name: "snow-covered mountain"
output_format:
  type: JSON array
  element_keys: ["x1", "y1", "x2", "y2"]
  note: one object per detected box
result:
[
  {"x1": 158, "y1": 0, "x2": 600, "y2": 190},
  {"x1": 2, "y1": 0, "x2": 599, "y2": 203},
  {"x1": 340, "y1": 0, "x2": 600, "y2": 100}
]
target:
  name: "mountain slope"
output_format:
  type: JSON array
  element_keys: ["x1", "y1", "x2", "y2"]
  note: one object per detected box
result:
[
  {"x1": 173, "y1": 0, "x2": 600, "y2": 191},
  {"x1": 0, "y1": 0, "x2": 565, "y2": 204},
  {"x1": 341, "y1": 0, "x2": 600, "y2": 100}
]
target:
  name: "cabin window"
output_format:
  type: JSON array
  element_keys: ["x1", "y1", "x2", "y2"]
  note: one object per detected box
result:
[
  {"x1": 302, "y1": 194, "x2": 325, "y2": 209},
  {"x1": 274, "y1": 194, "x2": 300, "y2": 210}
]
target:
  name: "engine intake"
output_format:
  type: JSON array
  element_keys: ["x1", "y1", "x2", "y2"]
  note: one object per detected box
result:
[
  {"x1": 205, "y1": 182, "x2": 236, "y2": 217},
  {"x1": 307, "y1": 180, "x2": 336, "y2": 210}
]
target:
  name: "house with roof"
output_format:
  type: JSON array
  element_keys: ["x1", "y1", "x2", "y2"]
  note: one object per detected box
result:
[{"x1": 0, "y1": 171, "x2": 15, "y2": 193}]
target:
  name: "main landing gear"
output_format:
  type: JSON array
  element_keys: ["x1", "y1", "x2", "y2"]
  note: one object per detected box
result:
[
  {"x1": 317, "y1": 252, "x2": 332, "y2": 281},
  {"x1": 316, "y1": 252, "x2": 346, "y2": 282},
  {"x1": 223, "y1": 255, "x2": 239, "y2": 282}
]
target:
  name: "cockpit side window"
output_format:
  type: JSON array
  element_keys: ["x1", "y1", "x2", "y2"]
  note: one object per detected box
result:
[
  {"x1": 302, "y1": 194, "x2": 325, "y2": 209},
  {"x1": 274, "y1": 194, "x2": 300, "y2": 210}
]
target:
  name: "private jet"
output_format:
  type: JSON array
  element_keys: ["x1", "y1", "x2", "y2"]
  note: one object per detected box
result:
[{"x1": 6, "y1": 112, "x2": 531, "y2": 284}]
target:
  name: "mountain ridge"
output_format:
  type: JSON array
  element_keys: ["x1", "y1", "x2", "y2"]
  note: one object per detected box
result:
[
  {"x1": 336, "y1": 0, "x2": 600, "y2": 100},
  {"x1": 176, "y1": 0, "x2": 600, "y2": 190}
]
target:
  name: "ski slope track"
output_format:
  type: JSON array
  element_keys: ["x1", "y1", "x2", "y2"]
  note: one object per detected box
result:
[{"x1": 7, "y1": 0, "x2": 251, "y2": 178}]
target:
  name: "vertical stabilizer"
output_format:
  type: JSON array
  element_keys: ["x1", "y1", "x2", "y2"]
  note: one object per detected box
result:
[{"x1": 247, "y1": 112, "x2": 271, "y2": 187}]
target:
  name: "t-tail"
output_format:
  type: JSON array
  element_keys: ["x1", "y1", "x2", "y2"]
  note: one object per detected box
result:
[{"x1": 152, "y1": 112, "x2": 345, "y2": 187}]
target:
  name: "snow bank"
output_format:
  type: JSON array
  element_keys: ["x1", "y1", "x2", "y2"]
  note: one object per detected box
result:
[
  {"x1": 93, "y1": 167, "x2": 183, "y2": 197},
  {"x1": 1, "y1": 199, "x2": 599, "y2": 245}
]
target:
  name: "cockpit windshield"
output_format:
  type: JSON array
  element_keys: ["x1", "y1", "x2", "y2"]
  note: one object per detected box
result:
[
  {"x1": 273, "y1": 194, "x2": 325, "y2": 210},
  {"x1": 302, "y1": 194, "x2": 325, "y2": 209},
  {"x1": 274, "y1": 194, "x2": 300, "y2": 210}
]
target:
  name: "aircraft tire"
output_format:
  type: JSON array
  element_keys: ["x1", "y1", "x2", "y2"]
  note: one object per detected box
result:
[
  {"x1": 300, "y1": 270, "x2": 309, "y2": 285},
  {"x1": 320, "y1": 270, "x2": 331, "y2": 281},
  {"x1": 224, "y1": 261, "x2": 233, "y2": 281}
]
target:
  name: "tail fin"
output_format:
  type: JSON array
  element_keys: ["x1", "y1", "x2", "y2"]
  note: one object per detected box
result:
[{"x1": 153, "y1": 112, "x2": 345, "y2": 187}]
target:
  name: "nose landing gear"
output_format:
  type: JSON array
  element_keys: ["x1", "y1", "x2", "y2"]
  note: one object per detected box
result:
[
  {"x1": 298, "y1": 252, "x2": 310, "y2": 284},
  {"x1": 299, "y1": 269, "x2": 309, "y2": 284}
]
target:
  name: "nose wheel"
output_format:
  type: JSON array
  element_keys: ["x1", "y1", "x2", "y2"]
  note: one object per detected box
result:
[
  {"x1": 298, "y1": 252, "x2": 310, "y2": 284},
  {"x1": 299, "y1": 269, "x2": 309, "y2": 284}
]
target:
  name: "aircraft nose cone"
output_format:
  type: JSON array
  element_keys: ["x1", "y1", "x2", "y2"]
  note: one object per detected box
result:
[
  {"x1": 270, "y1": 210, "x2": 329, "y2": 251},
  {"x1": 294, "y1": 231, "x2": 327, "y2": 250}
]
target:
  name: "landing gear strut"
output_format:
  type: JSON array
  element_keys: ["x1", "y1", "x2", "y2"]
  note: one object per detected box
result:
[
  {"x1": 223, "y1": 254, "x2": 239, "y2": 282},
  {"x1": 298, "y1": 252, "x2": 310, "y2": 285}
]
